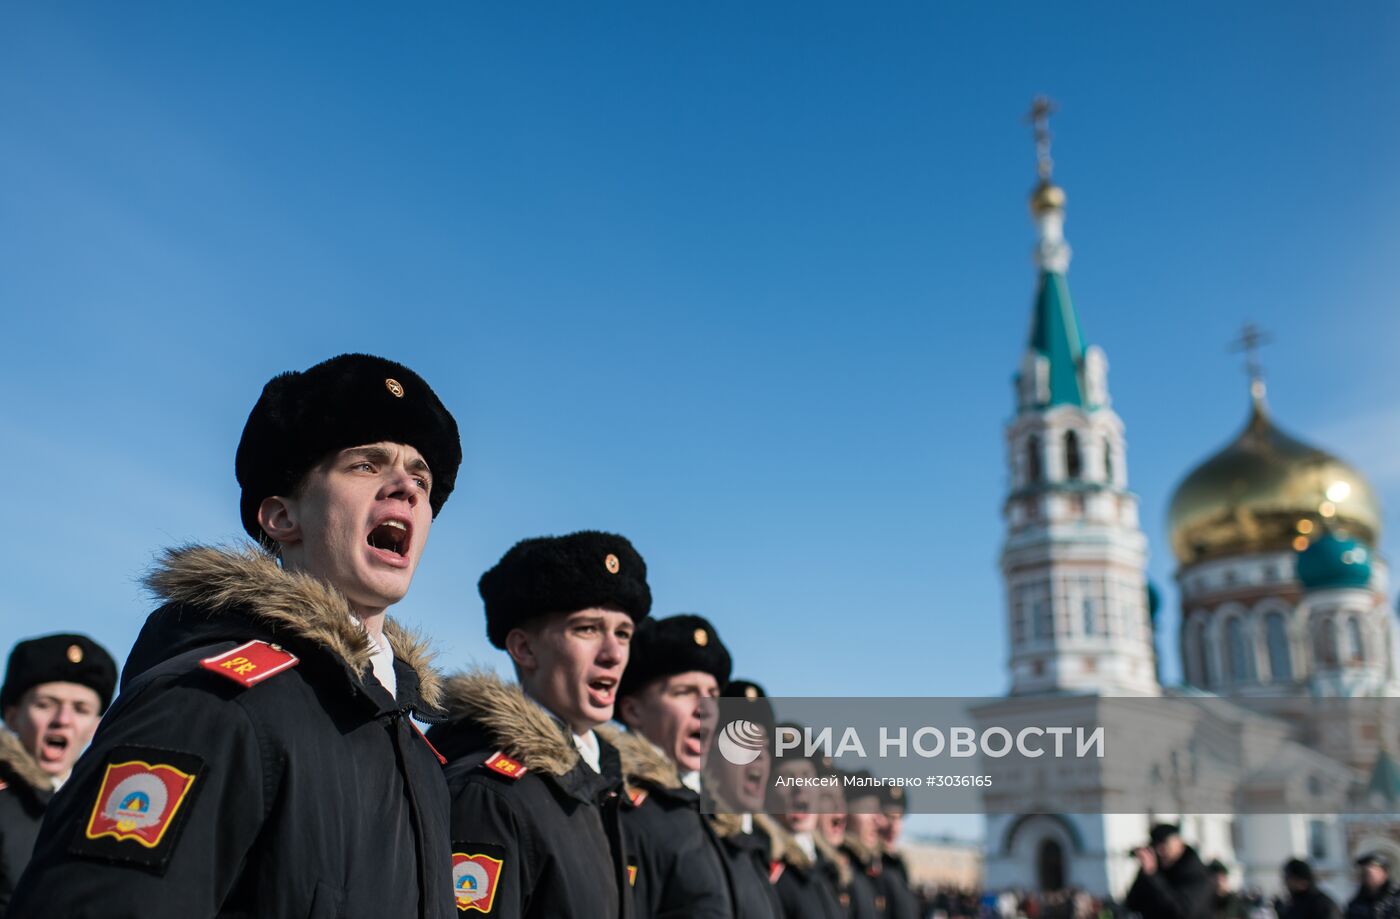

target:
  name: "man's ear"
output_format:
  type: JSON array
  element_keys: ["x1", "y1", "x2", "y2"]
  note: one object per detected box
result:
[
  {"x1": 616, "y1": 694, "x2": 640, "y2": 728},
  {"x1": 256, "y1": 495, "x2": 301, "y2": 547},
  {"x1": 1, "y1": 705, "x2": 15, "y2": 729},
  {"x1": 504, "y1": 628, "x2": 538, "y2": 673}
]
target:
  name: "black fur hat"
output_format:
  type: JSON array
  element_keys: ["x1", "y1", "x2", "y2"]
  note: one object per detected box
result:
[
  {"x1": 618, "y1": 614, "x2": 732, "y2": 699},
  {"x1": 235, "y1": 353, "x2": 462, "y2": 543},
  {"x1": 2, "y1": 633, "x2": 118, "y2": 714},
  {"x1": 721, "y1": 678, "x2": 774, "y2": 737},
  {"x1": 877, "y1": 779, "x2": 909, "y2": 814},
  {"x1": 479, "y1": 530, "x2": 651, "y2": 649}
]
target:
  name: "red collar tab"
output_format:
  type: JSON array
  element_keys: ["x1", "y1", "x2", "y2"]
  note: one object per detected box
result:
[
  {"x1": 769, "y1": 860, "x2": 786, "y2": 883},
  {"x1": 483, "y1": 751, "x2": 528, "y2": 780},
  {"x1": 627, "y1": 788, "x2": 648, "y2": 807},
  {"x1": 200, "y1": 640, "x2": 300, "y2": 688}
]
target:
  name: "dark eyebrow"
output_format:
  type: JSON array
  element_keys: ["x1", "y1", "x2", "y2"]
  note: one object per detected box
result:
[
  {"x1": 343, "y1": 446, "x2": 394, "y2": 465},
  {"x1": 407, "y1": 457, "x2": 432, "y2": 479}
]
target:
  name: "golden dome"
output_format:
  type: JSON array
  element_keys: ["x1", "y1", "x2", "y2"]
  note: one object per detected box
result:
[
  {"x1": 1029, "y1": 179, "x2": 1066, "y2": 216},
  {"x1": 1167, "y1": 392, "x2": 1382, "y2": 566}
]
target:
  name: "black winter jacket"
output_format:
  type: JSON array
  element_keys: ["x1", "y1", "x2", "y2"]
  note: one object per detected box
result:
[
  {"x1": 880, "y1": 849, "x2": 922, "y2": 919},
  {"x1": 0, "y1": 733, "x2": 51, "y2": 916},
  {"x1": 1283, "y1": 887, "x2": 1344, "y2": 919},
  {"x1": 755, "y1": 818, "x2": 845, "y2": 919},
  {"x1": 1125, "y1": 846, "x2": 1215, "y2": 919},
  {"x1": 427, "y1": 672, "x2": 631, "y2": 919},
  {"x1": 8, "y1": 546, "x2": 454, "y2": 919},
  {"x1": 1347, "y1": 882, "x2": 1400, "y2": 919},
  {"x1": 707, "y1": 813, "x2": 783, "y2": 919},
  {"x1": 835, "y1": 838, "x2": 885, "y2": 919},
  {"x1": 603, "y1": 727, "x2": 733, "y2": 919}
]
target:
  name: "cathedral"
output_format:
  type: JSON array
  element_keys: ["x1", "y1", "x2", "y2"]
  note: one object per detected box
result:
[{"x1": 976, "y1": 102, "x2": 1400, "y2": 900}]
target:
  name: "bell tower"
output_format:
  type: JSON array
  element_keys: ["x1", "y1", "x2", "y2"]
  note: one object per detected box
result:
[{"x1": 1001, "y1": 98, "x2": 1159, "y2": 696}]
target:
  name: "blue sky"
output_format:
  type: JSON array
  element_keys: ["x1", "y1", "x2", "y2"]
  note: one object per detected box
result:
[{"x1": 3, "y1": 3, "x2": 1399, "y2": 721}]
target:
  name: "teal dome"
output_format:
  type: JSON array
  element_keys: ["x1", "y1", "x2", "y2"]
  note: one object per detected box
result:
[{"x1": 1295, "y1": 531, "x2": 1373, "y2": 590}]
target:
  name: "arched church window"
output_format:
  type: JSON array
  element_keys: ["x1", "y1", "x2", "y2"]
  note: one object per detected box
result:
[
  {"x1": 1266, "y1": 613, "x2": 1292, "y2": 682},
  {"x1": 1027, "y1": 436, "x2": 1043, "y2": 484},
  {"x1": 1103, "y1": 438, "x2": 1114, "y2": 484},
  {"x1": 1315, "y1": 617, "x2": 1340, "y2": 669},
  {"x1": 1064, "y1": 431, "x2": 1082, "y2": 480},
  {"x1": 1188, "y1": 616, "x2": 1209, "y2": 687},
  {"x1": 1347, "y1": 616, "x2": 1366, "y2": 664},
  {"x1": 1227, "y1": 617, "x2": 1254, "y2": 683}
]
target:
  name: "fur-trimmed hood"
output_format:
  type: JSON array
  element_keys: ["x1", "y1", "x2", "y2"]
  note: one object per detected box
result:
[
  {"x1": 0, "y1": 729, "x2": 52, "y2": 795},
  {"x1": 841, "y1": 833, "x2": 879, "y2": 870},
  {"x1": 435, "y1": 670, "x2": 580, "y2": 776},
  {"x1": 596, "y1": 725, "x2": 683, "y2": 794},
  {"x1": 130, "y1": 544, "x2": 443, "y2": 711}
]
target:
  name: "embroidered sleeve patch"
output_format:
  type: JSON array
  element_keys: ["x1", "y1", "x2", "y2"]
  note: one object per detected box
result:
[
  {"x1": 482, "y1": 751, "x2": 527, "y2": 780},
  {"x1": 70, "y1": 746, "x2": 206, "y2": 873},
  {"x1": 452, "y1": 845, "x2": 505, "y2": 913},
  {"x1": 199, "y1": 640, "x2": 300, "y2": 687}
]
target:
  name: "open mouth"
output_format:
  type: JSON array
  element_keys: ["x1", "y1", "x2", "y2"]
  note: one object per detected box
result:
[
  {"x1": 39, "y1": 733, "x2": 70, "y2": 762},
  {"x1": 366, "y1": 517, "x2": 412, "y2": 559},
  {"x1": 742, "y1": 764, "x2": 765, "y2": 793},
  {"x1": 684, "y1": 726, "x2": 710, "y2": 757},
  {"x1": 586, "y1": 677, "x2": 617, "y2": 707}
]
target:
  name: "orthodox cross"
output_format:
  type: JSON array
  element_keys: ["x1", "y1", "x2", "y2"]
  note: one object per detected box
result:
[
  {"x1": 1025, "y1": 95, "x2": 1058, "y2": 180},
  {"x1": 1228, "y1": 322, "x2": 1273, "y2": 387}
]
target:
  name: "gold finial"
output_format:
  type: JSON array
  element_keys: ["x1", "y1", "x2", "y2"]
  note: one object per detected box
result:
[
  {"x1": 1026, "y1": 95, "x2": 1058, "y2": 181},
  {"x1": 1228, "y1": 322, "x2": 1274, "y2": 411}
]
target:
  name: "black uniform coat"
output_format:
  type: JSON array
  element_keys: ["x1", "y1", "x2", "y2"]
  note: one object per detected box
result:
[
  {"x1": 755, "y1": 815, "x2": 845, "y2": 919},
  {"x1": 880, "y1": 849, "x2": 922, "y2": 919},
  {"x1": 427, "y1": 672, "x2": 631, "y2": 919},
  {"x1": 834, "y1": 837, "x2": 885, "y2": 919},
  {"x1": 1347, "y1": 882, "x2": 1400, "y2": 919},
  {"x1": 0, "y1": 732, "x2": 52, "y2": 916},
  {"x1": 707, "y1": 812, "x2": 783, "y2": 919},
  {"x1": 1283, "y1": 887, "x2": 1344, "y2": 919},
  {"x1": 1125, "y1": 846, "x2": 1216, "y2": 919},
  {"x1": 601, "y1": 726, "x2": 732, "y2": 919},
  {"x1": 8, "y1": 545, "x2": 454, "y2": 919}
]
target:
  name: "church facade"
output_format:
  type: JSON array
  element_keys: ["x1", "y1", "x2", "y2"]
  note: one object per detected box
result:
[{"x1": 978, "y1": 107, "x2": 1400, "y2": 900}]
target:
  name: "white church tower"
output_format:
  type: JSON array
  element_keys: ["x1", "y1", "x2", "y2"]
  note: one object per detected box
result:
[{"x1": 1000, "y1": 99, "x2": 1158, "y2": 697}]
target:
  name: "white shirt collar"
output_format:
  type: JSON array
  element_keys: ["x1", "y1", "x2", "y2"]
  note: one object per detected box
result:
[
  {"x1": 573, "y1": 730, "x2": 601, "y2": 773},
  {"x1": 354, "y1": 618, "x2": 397, "y2": 699}
]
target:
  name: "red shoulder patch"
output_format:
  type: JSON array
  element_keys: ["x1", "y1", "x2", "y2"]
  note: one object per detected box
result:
[
  {"x1": 200, "y1": 640, "x2": 299, "y2": 688},
  {"x1": 627, "y1": 788, "x2": 648, "y2": 807},
  {"x1": 769, "y1": 860, "x2": 785, "y2": 883},
  {"x1": 483, "y1": 751, "x2": 527, "y2": 780}
]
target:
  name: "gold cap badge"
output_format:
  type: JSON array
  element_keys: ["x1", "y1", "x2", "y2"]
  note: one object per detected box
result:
[
  {"x1": 693, "y1": 628, "x2": 709, "y2": 647},
  {"x1": 385, "y1": 378, "x2": 404, "y2": 398},
  {"x1": 67, "y1": 644, "x2": 84, "y2": 664},
  {"x1": 604, "y1": 553, "x2": 620, "y2": 574},
  {"x1": 744, "y1": 686, "x2": 759, "y2": 699}
]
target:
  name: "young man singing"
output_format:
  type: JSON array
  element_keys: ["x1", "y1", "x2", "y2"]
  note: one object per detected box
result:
[
  {"x1": 428, "y1": 530, "x2": 651, "y2": 919},
  {"x1": 10, "y1": 353, "x2": 462, "y2": 918}
]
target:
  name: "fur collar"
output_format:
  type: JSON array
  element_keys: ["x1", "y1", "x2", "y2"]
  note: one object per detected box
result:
[
  {"x1": 818, "y1": 832, "x2": 854, "y2": 885},
  {"x1": 596, "y1": 725, "x2": 682, "y2": 792},
  {"x1": 0, "y1": 730, "x2": 53, "y2": 793},
  {"x1": 143, "y1": 544, "x2": 442, "y2": 709},
  {"x1": 841, "y1": 833, "x2": 878, "y2": 868},
  {"x1": 439, "y1": 670, "x2": 579, "y2": 776},
  {"x1": 755, "y1": 812, "x2": 814, "y2": 870}
]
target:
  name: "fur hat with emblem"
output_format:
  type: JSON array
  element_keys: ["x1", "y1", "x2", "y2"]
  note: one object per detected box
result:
[
  {"x1": 2, "y1": 633, "x2": 118, "y2": 714},
  {"x1": 235, "y1": 353, "x2": 462, "y2": 545},
  {"x1": 618, "y1": 614, "x2": 732, "y2": 699},
  {"x1": 478, "y1": 530, "x2": 652, "y2": 649}
]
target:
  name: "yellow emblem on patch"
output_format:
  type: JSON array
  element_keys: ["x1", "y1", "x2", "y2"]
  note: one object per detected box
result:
[
  {"x1": 453, "y1": 852, "x2": 504, "y2": 913},
  {"x1": 85, "y1": 760, "x2": 197, "y2": 848}
]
